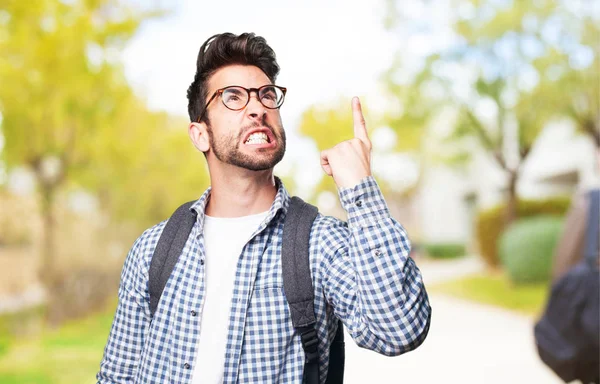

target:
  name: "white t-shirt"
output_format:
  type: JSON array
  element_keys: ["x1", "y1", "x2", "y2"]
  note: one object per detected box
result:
[{"x1": 191, "y1": 210, "x2": 268, "y2": 384}]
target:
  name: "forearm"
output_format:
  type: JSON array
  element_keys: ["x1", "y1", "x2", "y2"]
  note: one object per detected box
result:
[
  {"x1": 323, "y1": 176, "x2": 431, "y2": 355},
  {"x1": 97, "y1": 242, "x2": 151, "y2": 383}
]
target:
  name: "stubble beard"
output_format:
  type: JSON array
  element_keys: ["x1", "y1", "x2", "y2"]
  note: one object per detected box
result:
[{"x1": 208, "y1": 121, "x2": 286, "y2": 172}]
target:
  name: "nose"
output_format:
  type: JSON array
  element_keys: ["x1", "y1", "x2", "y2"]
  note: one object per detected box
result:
[{"x1": 245, "y1": 91, "x2": 266, "y2": 119}]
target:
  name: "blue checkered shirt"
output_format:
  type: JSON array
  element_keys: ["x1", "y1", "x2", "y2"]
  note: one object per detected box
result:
[{"x1": 97, "y1": 176, "x2": 431, "y2": 383}]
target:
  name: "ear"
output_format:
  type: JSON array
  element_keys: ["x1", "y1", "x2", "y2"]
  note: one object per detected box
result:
[{"x1": 189, "y1": 121, "x2": 210, "y2": 153}]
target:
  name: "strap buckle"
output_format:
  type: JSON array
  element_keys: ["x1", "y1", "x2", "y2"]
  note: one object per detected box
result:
[{"x1": 300, "y1": 327, "x2": 319, "y2": 363}]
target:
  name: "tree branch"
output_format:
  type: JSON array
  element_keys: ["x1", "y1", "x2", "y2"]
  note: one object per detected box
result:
[{"x1": 463, "y1": 108, "x2": 507, "y2": 169}]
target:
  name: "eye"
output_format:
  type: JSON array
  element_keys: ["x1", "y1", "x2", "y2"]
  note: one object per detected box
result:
[
  {"x1": 260, "y1": 87, "x2": 278, "y2": 101},
  {"x1": 223, "y1": 89, "x2": 244, "y2": 103},
  {"x1": 224, "y1": 94, "x2": 241, "y2": 102}
]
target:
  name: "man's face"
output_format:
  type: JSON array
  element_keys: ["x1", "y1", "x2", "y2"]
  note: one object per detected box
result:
[{"x1": 203, "y1": 65, "x2": 286, "y2": 171}]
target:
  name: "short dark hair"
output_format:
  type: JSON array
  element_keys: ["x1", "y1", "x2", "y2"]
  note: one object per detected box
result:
[{"x1": 186, "y1": 32, "x2": 280, "y2": 123}]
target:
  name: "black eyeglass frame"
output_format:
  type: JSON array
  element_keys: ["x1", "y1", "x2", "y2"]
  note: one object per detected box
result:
[{"x1": 197, "y1": 84, "x2": 287, "y2": 122}]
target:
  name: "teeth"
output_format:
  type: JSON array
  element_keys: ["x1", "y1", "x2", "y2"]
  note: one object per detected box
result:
[{"x1": 245, "y1": 132, "x2": 269, "y2": 144}]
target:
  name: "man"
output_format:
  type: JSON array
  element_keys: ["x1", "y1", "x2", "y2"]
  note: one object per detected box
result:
[{"x1": 97, "y1": 32, "x2": 431, "y2": 383}]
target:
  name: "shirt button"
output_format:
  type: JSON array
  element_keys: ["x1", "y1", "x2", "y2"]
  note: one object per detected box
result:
[
  {"x1": 356, "y1": 200, "x2": 363, "y2": 207},
  {"x1": 200, "y1": 259, "x2": 205, "y2": 265},
  {"x1": 374, "y1": 249, "x2": 382, "y2": 257},
  {"x1": 184, "y1": 363, "x2": 191, "y2": 369},
  {"x1": 190, "y1": 310, "x2": 197, "y2": 317}
]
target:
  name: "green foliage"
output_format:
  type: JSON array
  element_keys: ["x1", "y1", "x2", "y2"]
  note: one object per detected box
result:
[
  {"x1": 499, "y1": 216, "x2": 564, "y2": 284},
  {"x1": 428, "y1": 272, "x2": 550, "y2": 316},
  {"x1": 0, "y1": 0, "x2": 154, "y2": 170},
  {"x1": 422, "y1": 242, "x2": 466, "y2": 259},
  {"x1": 383, "y1": 0, "x2": 599, "y2": 224},
  {"x1": 75, "y1": 106, "x2": 210, "y2": 228},
  {"x1": 475, "y1": 197, "x2": 570, "y2": 267},
  {"x1": 0, "y1": 0, "x2": 173, "y2": 283},
  {"x1": 298, "y1": 98, "x2": 361, "y2": 152},
  {"x1": 380, "y1": 56, "x2": 439, "y2": 153},
  {"x1": 0, "y1": 0, "x2": 203, "y2": 240}
]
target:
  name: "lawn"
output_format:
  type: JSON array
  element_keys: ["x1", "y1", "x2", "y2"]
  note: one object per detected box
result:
[
  {"x1": 428, "y1": 271, "x2": 551, "y2": 317},
  {"x1": 0, "y1": 301, "x2": 117, "y2": 384}
]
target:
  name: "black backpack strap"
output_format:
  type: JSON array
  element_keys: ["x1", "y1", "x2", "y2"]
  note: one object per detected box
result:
[
  {"x1": 584, "y1": 189, "x2": 599, "y2": 267},
  {"x1": 326, "y1": 320, "x2": 345, "y2": 384},
  {"x1": 149, "y1": 201, "x2": 197, "y2": 317},
  {"x1": 282, "y1": 196, "x2": 320, "y2": 383}
]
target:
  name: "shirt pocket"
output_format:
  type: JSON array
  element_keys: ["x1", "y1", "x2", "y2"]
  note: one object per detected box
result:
[{"x1": 244, "y1": 285, "x2": 293, "y2": 355}]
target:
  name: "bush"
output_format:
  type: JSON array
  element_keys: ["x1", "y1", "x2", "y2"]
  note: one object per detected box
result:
[
  {"x1": 499, "y1": 216, "x2": 563, "y2": 284},
  {"x1": 475, "y1": 197, "x2": 571, "y2": 267},
  {"x1": 422, "y1": 243, "x2": 466, "y2": 259}
]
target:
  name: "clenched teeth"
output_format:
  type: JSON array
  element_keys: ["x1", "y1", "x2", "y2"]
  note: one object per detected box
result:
[{"x1": 245, "y1": 132, "x2": 270, "y2": 144}]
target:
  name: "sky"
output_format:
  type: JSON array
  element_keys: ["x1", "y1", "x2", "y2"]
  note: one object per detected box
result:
[
  {"x1": 123, "y1": 0, "x2": 396, "y2": 121},
  {"x1": 120, "y1": 0, "x2": 404, "y2": 196}
]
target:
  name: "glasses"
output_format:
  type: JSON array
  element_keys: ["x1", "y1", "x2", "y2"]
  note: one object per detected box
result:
[{"x1": 198, "y1": 85, "x2": 287, "y2": 122}]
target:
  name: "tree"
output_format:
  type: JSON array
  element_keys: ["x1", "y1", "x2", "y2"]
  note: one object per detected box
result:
[
  {"x1": 383, "y1": 0, "x2": 599, "y2": 224},
  {"x1": 0, "y1": 0, "x2": 160, "y2": 286}
]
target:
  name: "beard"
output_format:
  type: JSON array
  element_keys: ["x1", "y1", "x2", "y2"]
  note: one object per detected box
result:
[{"x1": 208, "y1": 121, "x2": 286, "y2": 171}]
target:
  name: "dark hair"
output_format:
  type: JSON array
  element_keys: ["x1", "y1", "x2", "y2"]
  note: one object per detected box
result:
[{"x1": 186, "y1": 32, "x2": 280, "y2": 123}]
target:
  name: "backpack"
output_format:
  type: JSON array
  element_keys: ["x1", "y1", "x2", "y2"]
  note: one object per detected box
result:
[
  {"x1": 534, "y1": 189, "x2": 600, "y2": 383},
  {"x1": 148, "y1": 196, "x2": 345, "y2": 384}
]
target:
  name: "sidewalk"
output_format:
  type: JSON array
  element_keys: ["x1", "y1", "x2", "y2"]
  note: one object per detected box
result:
[{"x1": 342, "y1": 256, "x2": 562, "y2": 383}]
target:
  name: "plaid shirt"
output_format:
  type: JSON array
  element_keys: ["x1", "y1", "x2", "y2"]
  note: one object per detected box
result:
[{"x1": 97, "y1": 176, "x2": 431, "y2": 383}]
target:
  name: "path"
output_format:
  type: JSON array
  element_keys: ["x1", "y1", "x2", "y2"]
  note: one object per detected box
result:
[{"x1": 342, "y1": 256, "x2": 562, "y2": 383}]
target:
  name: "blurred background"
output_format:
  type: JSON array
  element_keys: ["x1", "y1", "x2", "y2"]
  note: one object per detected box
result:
[{"x1": 0, "y1": 0, "x2": 598, "y2": 383}]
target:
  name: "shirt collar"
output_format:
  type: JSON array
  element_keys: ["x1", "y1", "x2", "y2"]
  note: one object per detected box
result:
[{"x1": 189, "y1": 176, "x2": 291, "y2": 233}]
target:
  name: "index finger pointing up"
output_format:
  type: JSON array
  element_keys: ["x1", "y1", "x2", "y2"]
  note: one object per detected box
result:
[{"x1": 352, "y1": 97, "x2": 369, "y2": 144}]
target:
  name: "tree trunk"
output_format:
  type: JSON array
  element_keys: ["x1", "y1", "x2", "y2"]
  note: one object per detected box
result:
[
  {"x1": 583, "y1": 119, "x2": 599, "y2": 149},
  {"x1": 30, "y1": 156, "x2": 65, "y2": 290},
  {"x1": 505, "y1": 170, "x2": 518, "y2": 226},
  {"x1": 38, "y1": 183, "x2": 57, "y2": 288}
]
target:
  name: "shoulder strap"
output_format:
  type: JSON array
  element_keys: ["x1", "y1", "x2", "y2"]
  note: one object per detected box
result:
[
  {"x1": 149, "y1": 201, "x2": 197, "y2": 317},
  {"x1": 584, "y1": 189, "x2": 600, "y2": 267},
  {"x1": 283, "y1": 196, "x2": 319, "y2": 326},
  {"x1": 282, "y1": 196, "x2": 320, "y2": 383}
]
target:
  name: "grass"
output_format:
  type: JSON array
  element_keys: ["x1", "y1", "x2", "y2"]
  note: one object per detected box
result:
[
  {"x1": 0, "y1": 301, "x2": 117, "y2": 384},
  {"x1": 428, "y1": 271, "x2": 551, "y2": 317}
]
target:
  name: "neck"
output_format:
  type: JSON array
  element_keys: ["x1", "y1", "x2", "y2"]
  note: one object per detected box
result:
[{"x1": 205, "y1": 166, "x2": 277, "y2": 218}]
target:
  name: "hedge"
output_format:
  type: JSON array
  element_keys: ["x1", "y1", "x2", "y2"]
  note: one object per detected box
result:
[
  {"x1": 422, "y1": 243, "x2": 466, "y2": 259},
  {"x1": 475, "y1": 196, "x2": 571, "y2": 267},
  {"x1": 499, "y1": 216, "x2": 564, "y2": 284}
]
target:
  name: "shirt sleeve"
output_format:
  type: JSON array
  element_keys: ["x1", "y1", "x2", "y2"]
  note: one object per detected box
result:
[
  {"x1": 97, "y1": 235, "x2": 151, "y2": 383},
  {"x1": 318, "y1": 176, "x2": 431, "y2": 356}
]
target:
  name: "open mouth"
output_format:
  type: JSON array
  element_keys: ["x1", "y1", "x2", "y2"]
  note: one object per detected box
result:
[{"x1": 244, "y1": 131, "x2": 273, "y2": 145}]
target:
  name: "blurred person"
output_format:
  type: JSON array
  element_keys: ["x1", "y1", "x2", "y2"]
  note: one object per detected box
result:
[
  {"x1": 535, "y1": 150, "x2": 600, "y2": 384},
  {"x1": 96, "y1": 32, "x2": 431, "y2": 384},
  {"x1": 551, "y1": 151, "x2": 600, "y2": 281}
]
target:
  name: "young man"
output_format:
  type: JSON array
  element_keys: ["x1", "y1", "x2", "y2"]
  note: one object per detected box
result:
[{"x1": 97, "y1": 32, "x2": 431, "y2": 383}]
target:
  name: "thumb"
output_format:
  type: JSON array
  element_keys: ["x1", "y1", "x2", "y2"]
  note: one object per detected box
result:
[{"x1": 320, "y1": 150, "x2": 333, "y2": 176}]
